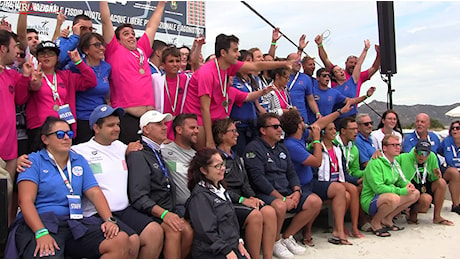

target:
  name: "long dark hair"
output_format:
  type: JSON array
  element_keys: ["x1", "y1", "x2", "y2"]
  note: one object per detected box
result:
[
  {"x1": 187, "y1": 148, "x2": 226, "y2": 191},
  {"x1": 235, "y1": 50, "x2": 259, "y2": 91},
  {"x1": 377, "y1": 109, "x2": 403, "y2": 136}
]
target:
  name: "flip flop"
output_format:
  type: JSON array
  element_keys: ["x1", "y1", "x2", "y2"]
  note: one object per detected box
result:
[
  {"x1": 434, "y1": 219, "x2": 454, "y2": 226},
  {"x1": 328, "y1": 237, "x2": 353, "y2": 245},
  {"x1": 383, "y1": 224, "x2": 405, "y2": 232},
  {"x1": 372, "y1": 228, "x2": 391, "y2": 237},
  {"x1": 302, "y1": 237, "x2": 314, "y2": 247}
]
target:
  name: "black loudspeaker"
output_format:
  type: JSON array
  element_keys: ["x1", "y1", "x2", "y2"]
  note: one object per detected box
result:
[{"x1": 377, "y1": 1, "x2": 397, "y2": 75}]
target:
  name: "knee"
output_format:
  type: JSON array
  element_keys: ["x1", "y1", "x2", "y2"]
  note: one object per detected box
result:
[
  {"x1": 384, "y1": 194, "x2": 400, "y2": 206},
  {"x1": 141, "y1": 222, "x2": 164, "y2": 244},
  {"x1": 411, "y1": 189, "x2": 421, "y2": 201},
  {"x1": 433, "y1": 178, "x2": 447, "y2": 191},
  {"x1": 261, "y1": 205, "x2": 277, "y2": 224},
  {"x1": 329, "y1": 183, "x2": 346, "y2": 198},
  {"x1": 271, "y1": 200, "x2": 287, "y2": 214},
  {"x1": 306, "y1": 194, "x2": 323, "y2": 212},
  {"x1": 105, "y1": 231, "x2": 131, "y2": 258},
  {"x1": 128, "y1": 235, "x2": 140, "y2": 258},
  {"x1": 419, "y1": 194, "x2": 432, "y2": 209}
]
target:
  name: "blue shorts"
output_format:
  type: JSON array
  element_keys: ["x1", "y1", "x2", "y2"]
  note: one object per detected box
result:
[
  {"x1": 369, "y1": 195, "x2": 381, "y2": 216},
  {"x1": 312, "y1": 179, "x2": 333, "y2": 201}
]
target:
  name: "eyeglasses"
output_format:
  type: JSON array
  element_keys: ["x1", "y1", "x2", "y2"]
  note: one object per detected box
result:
[
  {"x1": 320, "y1": 74, "x2": 330, "y2": 78},
  {"x1": 89, "y1": 42, "x2": 105, "y2": 48},
  {"x1": 46, "y1": 130, "x2": 74, "y2": 139},
  {"x1": 37, "y1": 50, "x2": 57, "y2": 57},
  {"x1": 264, "y1": 124, "x2": 282, "y2": 130},
  {"x1": 384, "y1": 143, "x2": 400, "y2": 148},
  {"x1": 80, "y1": 26, "x2": 95, "y2": 32},
  {"x1": 417, "y1": 150, "x2": 430, "y2": 157},
  {"x1": 361, "y1": 121, "x2": 373, "y2": 126},
  {"x1": 18, "y1": 53, "x2": 26, "y2": 58},
  {"x1": 226, "y1": 129, "x2": 238, "y2": 134},
  {"x1": 211, "y1": 162, "x2": 225, "y2": 170},
  {"x1": 451, "y1": 126, "x2": 460, "y2": 131}
]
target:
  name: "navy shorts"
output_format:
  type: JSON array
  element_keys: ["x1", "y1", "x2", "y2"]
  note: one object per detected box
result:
[
  {"x1": 234, "y1": 204, "x2": 255, "y2": 229},
  {"x1": 368, "y1": 195, "x2": 381, "y2": 216},
  {"x1": 113, "y1": 206, "x2": 157, "y2": 235},
  {"x1": 312, "y1": 179, "x2": 334, "y2": 201}
]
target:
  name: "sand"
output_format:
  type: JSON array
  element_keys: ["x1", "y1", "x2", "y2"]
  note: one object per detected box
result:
[{"x1": 290, "y1": 199, "x2": 459, "y2": 259}]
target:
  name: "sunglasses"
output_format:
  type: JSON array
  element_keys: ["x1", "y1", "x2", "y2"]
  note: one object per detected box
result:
[
  {"x1": 211, "y1": 162, "x2": 225, "y2": 170},
  {"x1": 417, "y1": 150, "x2": 430, "y2": 157},
  {"x1": 361, "y1": 121, "x2": 373, "y2": 126},
  {"x1": 37, "y1": 50, "x2": 57, "y2": 57},
  {"x1": 90, "y1": 42, "x2": 105, "y2": 48},
  {"x1": 47, "y1": 130, "x2": 74, "y2": 139},
  {"x1": 320, "y1": 74, "x2": 330, "y2": 78},
  {"x1": 451, "y1": 126, "x2": 460, "y2": 131},
  {"x1": 18, "y1": 53, "x2": 26, "y2": 58},
  {"x1": 264, "y1": 124, "x2": 282, "y2": 130}
]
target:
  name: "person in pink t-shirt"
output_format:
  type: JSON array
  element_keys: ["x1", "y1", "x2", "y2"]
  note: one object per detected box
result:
[
  {"x1": 100, "y1": 1, "x2": 166, "y2": 144},
  {"x1": 182, "y1": 33, "x2": 294, "y2": 150},
  {"x1": 315, "y1": 34, "x2": 380, "y2": 95}
]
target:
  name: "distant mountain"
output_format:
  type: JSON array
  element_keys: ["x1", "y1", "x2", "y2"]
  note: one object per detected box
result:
[{"x1": 357, "y1": 101, "x2": 460, "y2": 128}]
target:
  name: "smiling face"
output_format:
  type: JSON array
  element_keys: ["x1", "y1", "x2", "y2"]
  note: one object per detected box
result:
[
  {"x1": 177, "y1": 118, "x2": 199, "y2": 146},
  {"x1": 382, "y1": 112, "x2": 398, "y2": 129},
  {"x1": 332, "y1": 66, "x2": 346, "y2": 82},
  {"x1": 94, "y1": 115, "x2": 120, "y2": 145},
  {"x1": 118, "y1": 27, "x2": 137, "y2": 50},
  {"x1": 37, "y1": 49, "x2": 58, "y2": 71},
  {"x1": 324, "y1": 122, "x2": 337, "y2": 142},
  {"x1": 302, "y1": 58, "x2": 315, "y2": 76},
  {"x1": 27, "y1": 32, "x2": 39, "y2": 54},
  {"x1": 201, "y1": 153, "x2": 225, "y2": 187},
  {"x1": 415, "y1": 113, "x2": 430, "y2": 135},
  {"x1": 85, "y1": 36, "x2": 105, "y2": 61},
  {"x1": 222, "y1": 122, "x2": 239, "y2": 147},
  {"x1": 42, "y1": 121, "x2": 73, "y2": 154}
]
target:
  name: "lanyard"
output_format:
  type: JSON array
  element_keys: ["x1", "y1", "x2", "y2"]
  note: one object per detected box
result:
[
  {"x1": 44, "y1": 73, "x2": 62, "y2": 104},
  {"x1": 146, "y1": 143, "x2": 169, "y2": 179},
  {"x1": 274, "y1": 86, "x2": 292, "y2": 108},
  {"x1": 415, "y1": 131, "x2": 431, "y2": 144},
  {"x1": 336, "y1": 136, "x2": 352, "y2": 169},
  {"x1": 241, "y1": 77, "x2": 253, "y2": 92},
  {"x1": 130, "y1": 48, "x2": 145, "y2": 67},
  {"x1": 321, "y1": 142, "x2": 338, "y2": 178},
  {"x1": 148, "y1": 60, "x2": 160, "y2": 74},
  {"x1": 382, "y1": 154, "x2": 407, "y2": 183},
  {"x1": 414, "y1": 162, "x2": 427, "y2": 184},
  {"x1": 452, "y1": 144, "x2": 459, "y2": 158},
  {"x1": 215, "y1": 59, "x2": 229, "y2": 114},
  {"x1": 164, "y1": 75, "x2": 180, "y2": 114},
  {"x1": 48, "y1": 151, "x2": 73, "y2": 194},
  {"x1": 288, "y1": 72, "x2": 299, "y2": 91}
]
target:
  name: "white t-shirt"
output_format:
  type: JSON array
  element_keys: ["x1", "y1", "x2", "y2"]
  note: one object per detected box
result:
[
  {"x1": 370, "y1": 129, "x2": 403, "y2": 151},
  {"x1": 72, "y1": 138, "x2": 129, "y2": 217}
]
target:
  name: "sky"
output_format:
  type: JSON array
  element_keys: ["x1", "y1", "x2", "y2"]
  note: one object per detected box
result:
[{"x1": 203, "y1": 1, "x2": 460, "y2": 106}]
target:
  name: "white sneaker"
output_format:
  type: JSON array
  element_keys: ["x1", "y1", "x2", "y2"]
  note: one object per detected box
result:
[
  {"x1": 273, "y1": 239, "x2": 294, "y2": 259},
  {"x1": 281, "y1": 235, "x2": 306, "y2": 255}
]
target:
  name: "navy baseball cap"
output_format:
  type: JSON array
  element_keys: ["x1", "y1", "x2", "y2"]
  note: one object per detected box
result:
[
  {"x1": 89, "y1": 105, "x2": 125, "y2": 130},
  {"x1": 415, "y1": 139, "x2": 431, "y2": 153}
]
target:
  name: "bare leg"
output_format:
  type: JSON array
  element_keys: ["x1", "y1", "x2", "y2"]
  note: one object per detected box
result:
[
  {"x1": 301, "y1": 195, "x2": 322, "y2": 244},
  {"x1": 99, "y1": 231, "x2": 130, "y2": 258},
  {"x1": 283, "y1": 193, "x2": 322, "y2": 238},
  {"x1": 408, "y1": 193, "x2": 432, "y2": 223},
  {"x1": 431, "y1": 178, "x2": 452, "y2": 224},
  {"x1": 327, "y1": 183, "x2": 347, "y2": 240},
  {"x1": 343, "y1": 182, "x2": 362, "y2": 237},
  {"x1": 444, "y1": 167, "x2": 460, "y2": 207},
  {"x1": 381, "y1": 190, "x2": 420, "y2": 227},
  {"x1": 161, "y1": 223, "x2": 181, "y2": 258},
  {"x1": 370, "y1": 193, "x2": 399, "y2": 231},
  {"x1": 139, "y1": 222, "x2": 164, "y2": 258},
  {"x1": 180, "y1": 221, "x2": 193, "y2": 258},
  {"x1": 270, "y1": 199, "x2": 287, "y2": 242},
  {"x1": 243, "y1": 210, "x2": 263, "y2": 259},
  {"x1": 127, "y1": 235, "x2": 140, "y2": 258},
  {"x1": 260, "y1": 206, "x2": 277, "y2": 259}
]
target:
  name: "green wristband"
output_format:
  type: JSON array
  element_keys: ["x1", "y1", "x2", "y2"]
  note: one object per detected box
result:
[
  {"x1": 35, "y1": 230, "x2": 49, "y2": 239},
  {"x1": 271, "y1": 41, "x2": 277, "y2": 46},
  {"x1": 318, "y1": 43, "x2": 323, "y2": 47},
  {"x1": 313, "y1": 140, "x2": 320, "y2": 144},
  {"x1": 160, "y1": 210, "x2": 169, "y2": 220},
  {"x1": 74, "y1": 59, "x2": 83, "y2": 65},
  {"x1": 283, "y1": 197, "x2": 286, "y2": 202},
  {"x1": 365, "y1": 94, "x2": 370, "y2": 99},
  {"x1": 239, "y1": 196, "x2": 245, "y2": 204}
]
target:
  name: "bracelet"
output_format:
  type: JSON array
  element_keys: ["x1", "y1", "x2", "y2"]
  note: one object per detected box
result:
[
  {"x1": 74, "y1": 59, "x2": 83, "y2": 65},
  {"x1": 160, "y1": 210, "x2": 169, "y2": 220},
  {"x1": 312, "y1": 140, "x2": 320, "y2": 144},
  {"x1": 318, "y1": 43, "x2": 323, "y2": 47},
  {"x1": 316, "y1": 112, "x2": 321, "y2": 116},
  {"x1": 283, "y1": 197, "x2": 286, "y2": 202},
  {"x1": 239, "y1": 196, "x2": 245, "y2": 204},
  {"x1": 35, "y1": 228, "x2": 49, "y2": 239},
  {"x1": 365, "y1": 94, "x2": 370, "y2": 99},
  {"x1": 271, "y1": 41, "x2": 277, "y2": 46}
]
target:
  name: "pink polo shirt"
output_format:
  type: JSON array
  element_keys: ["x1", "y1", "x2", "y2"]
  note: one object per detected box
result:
[
  {"x1": 182, "y1": 60, "x2": 247, "y2": 125},
  {"x1": 164, "y1": 73, "x2": 189, "y2": 140},
  {"x1": 0, "y1": 69, "x2": 30, "y2": 160},
  {"x1": 105, "y1": 34, "x2": 154, "y2": 108}
]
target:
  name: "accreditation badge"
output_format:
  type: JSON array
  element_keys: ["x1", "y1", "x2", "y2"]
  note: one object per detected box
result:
[
  {"x1": 67, "y1": 194, "x2": 83, "y2": 219},
  {"x1": 58, "y1": 104, "x2": 76, "y2": 124}
]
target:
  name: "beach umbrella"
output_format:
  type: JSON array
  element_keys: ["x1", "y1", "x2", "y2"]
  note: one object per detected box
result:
[{"x1": 445, "y1": 106, "x2": 460, "y2": 117}]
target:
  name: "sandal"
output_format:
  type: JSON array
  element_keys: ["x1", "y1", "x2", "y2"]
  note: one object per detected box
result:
[
  {"x1": 302, "y1": 237, "x2": 314, "y2": 247},
  {"x1": 434, "y1": 219, "x2": 454, "y2": 226},
  {"x1": 383, "y1": 224, "x2": 404, "y2": 232},
  {"x1": 328, "y1": 237, "x2": 353, "y2": 245},
  {"x1": 372, "y1": 228, "x2": 391, "y2": 237}
]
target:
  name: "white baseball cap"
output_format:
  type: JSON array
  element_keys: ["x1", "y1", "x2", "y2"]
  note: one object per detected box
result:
[{"x1": 137, "y1": 110, "x2": 173, "y2": 134}]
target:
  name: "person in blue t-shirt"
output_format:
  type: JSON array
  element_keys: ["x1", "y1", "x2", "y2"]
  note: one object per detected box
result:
[
  {"x1": 402, "y1": 113, "x2": 441, "y2": 154},
  {"x1": 10, "y1": 117, "x2": 129, "y2": 259}
]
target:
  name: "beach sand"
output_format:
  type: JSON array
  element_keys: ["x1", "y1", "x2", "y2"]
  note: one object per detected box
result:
[{"x1": 289, "y1": 199, "x2": 459, "y2": 259}]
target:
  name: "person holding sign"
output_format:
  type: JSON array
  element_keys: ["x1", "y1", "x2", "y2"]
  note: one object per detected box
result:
[
  {"x1": 9, "y1": 117, "x2": 129, "y2": 259},
  {"x1": 18, "y1": 41, "x2": 97, "y2": 154},
  {"x1": 99, "y1": 1, "x2": 166, "y2": 144}
]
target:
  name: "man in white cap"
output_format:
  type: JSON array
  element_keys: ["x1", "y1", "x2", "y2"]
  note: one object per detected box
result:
[{"x1": 127, "y1": 110, "x2": 193, "y2": 259}]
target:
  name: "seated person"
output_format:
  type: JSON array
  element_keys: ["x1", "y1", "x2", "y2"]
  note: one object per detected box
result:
[
  {"x1": 361, "y1": 134, "x2": 420, "y2": 237},
  {"x1": 127, "y1": 111, "x2": 193, "y2": 258},
  {"x1": 186, "y1": 148, "x2": 250, "y2": 259},
  {"x1": 244, "y1": 113, "x2": 309, "y2": 259},
  {"x1": 9, "y1": 117, "x2": 129, "y2": 258},
  {"x1": 397, "y1": 140, "x2": 453, "y2": 226},
  {"x1": 213, "y1": 118, "x2": 277, "y2": 258}
]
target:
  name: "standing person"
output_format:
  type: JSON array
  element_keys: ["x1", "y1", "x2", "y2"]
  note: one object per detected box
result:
[
  {"x1": 73, "y1": 32, "x2": 111, "y2": 144},
  {"x1": 161, "y1": 113, "x2": 199, "y2": 216},
  {"x1": 354, "y1": 113, "x2": 378, "y2": 168},
  {"x1": 397, "y1": 140, "x2": 453, "y2": 226},
  {"x1": 10, "y1": 117, "x2": 130, "y2": 259},
  {"x1": 127, "y1": 110, "x2": 193, "y2": 258},
  {"x1": 244, "y1": 113, "x2": 311, "y2": 259},
  {"x1": 263, "y1": 66, "x2": 294, "y2": 116},
  {"x1": 148, "y1": 39, "x2": 167, "y2": 74},
  {"x1": 315, "y1": 33, "x2": 380, "y2": 91},
  {"x1": 213, "y1": 118, "x2": 277, "y2": 259},
  {"x1": 0, "y1": 29, "x2": 41, "y2": 226},
  {"x1": 99, "y1": 1, "x2": 166, "y2": 144},
  {"x1": 20, "y1": 41, "x2": 97, "y2": 153},
  {"x1": 360, "y1": 134, "x2": 420, "y2": 237},
  {"x1": 438, "y1": 120, "x2": 460, "y2": 214},
  {"x1": 371, "y1": 110, "x2": 403, "y2": 151},
  {"x1": 182, "y1": 33, "x2": 291, "y2": 150},
  {"x1": 186, "y1": 148, "x2": 250, "y2": 259},
  {"x1": 178, "y1": 46, "x2": 190, "y2": 73},
  {"x1": 402, "y1": 113, "x2": 441, "y2": 153}
]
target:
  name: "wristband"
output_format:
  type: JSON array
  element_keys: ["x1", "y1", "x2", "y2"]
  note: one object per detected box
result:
[
  {"x1": 271, "y1": 41, "x2": 277, "y2": 46},
  {"x1": 365, "y1": 94, "x2": 370, "y2": 99},
  {"x1": 313, "y1": 140, "x2": 320, "y2": 144},
  {"x1": 35, "y1": 228, "x2": 49, "y2": 239},
  {"x1": 318, "y1": 43, "x2": 323, "y2": 47},
  {"x1": 283, "y1": 197, "x2": 286, "y2": 202},
  {"x1": 160, "y1": 210, "x2": 169, "y2": 220},
  {"x1": 74, "y1": 59, "x2": 83, "y2": 65},
  {"x1": 239, "y1": 196, "x2": 245, "y2": 204},
  {"x1": 316, "y1": 112, "x2": 321, "y2": 116}
]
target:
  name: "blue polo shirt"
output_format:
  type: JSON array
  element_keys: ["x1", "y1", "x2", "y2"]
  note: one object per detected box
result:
[
  {"x1": 332, "y1": 77, "x2": 358, "y2": 118},
  {"x1": 402, "y1": 131, "x2": 441, "y2": 153},
  {"x1": 440, "y1": 136, "x2": 460, "y2": 171},
  {"x1": 287, "y1": 72, "x2": 313, "y2": 123},
  {"x1": 307, "y1": 85, "x2": 346, "y2": 124},
  {"x1": 17, "y1": 149, "x2": 99, "y2": 217},
  {"x1": 230, "y1": 76, "x2": 257, "y2": 125},
  {"x1": 284, "y1": 136, "x2": 313, "y2": 186},
  {"x1": 354, "y1": 132, "x2": 376, "y2": 165}
]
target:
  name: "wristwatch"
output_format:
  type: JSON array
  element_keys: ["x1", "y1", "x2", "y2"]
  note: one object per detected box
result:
[
  {"x1": 106, "y1": 216, "x2": 117, "y2": 224},
  {"x1": 336, "y1": 108, "x2": 342, "y2": 115}
]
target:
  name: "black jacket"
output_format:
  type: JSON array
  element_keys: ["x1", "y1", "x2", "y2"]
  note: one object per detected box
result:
[
  {"x1": 220, "y1": 149, "x2": 256, "y2": 203},
  {"x1": 186, "y1": 184, "x2": 240, "y2": 258},
  {"x1": 127, "y1": 141, "x2": 176, "y2": 215}
]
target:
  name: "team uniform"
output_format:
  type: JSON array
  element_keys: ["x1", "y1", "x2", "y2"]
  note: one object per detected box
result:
[
  {"x1": 354, "y1": 132, "x2": 377, "y2": 166},
  {"x1": 332, "y1": 77, "x2": 358, "y2": 119},
  {"x1": 439, "y1": 135, "x2": 460, "y2": 171},
  {"x1": 330, "y1": 65, "x2": 371, "y2": 95},
  {"x1": 334, "y1": 135, "x2": 364, "y2": 178},
  {"x1": 286, "y1": 72, "x2": 314, "y2": 122},
  {"x1": 307, "y1": 85, "x2": 346, "y2": 125}
]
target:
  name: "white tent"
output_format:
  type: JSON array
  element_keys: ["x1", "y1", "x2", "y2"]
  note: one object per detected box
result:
[{"x1": 445, "y1": 106, "x2": 460, "y2": 117}]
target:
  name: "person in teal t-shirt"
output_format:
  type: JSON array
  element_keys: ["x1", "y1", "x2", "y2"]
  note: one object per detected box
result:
[{"x1": 397, "y1": 140, "x2": 454, "y2": 226}]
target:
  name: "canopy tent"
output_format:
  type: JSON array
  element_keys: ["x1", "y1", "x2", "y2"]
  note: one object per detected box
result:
[{"x1": 445, "y1": 106, "x2": 460, "y2": 117}]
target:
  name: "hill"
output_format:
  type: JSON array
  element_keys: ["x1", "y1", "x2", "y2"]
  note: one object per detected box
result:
[{"x1": 357, "y1": 101, "x2": 460, "y2": 128}]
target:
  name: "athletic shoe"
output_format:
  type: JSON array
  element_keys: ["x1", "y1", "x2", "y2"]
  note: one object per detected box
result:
[
  {"x1": 273, "y1": 239, "x2": 294, "y2": 259},
  {"x1": 281, "y1": 235, "x2": 306, "y2": 255}
]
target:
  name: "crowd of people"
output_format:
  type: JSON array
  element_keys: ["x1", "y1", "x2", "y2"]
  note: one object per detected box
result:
[{"x1": 1, "y1": 1, "x2": 459, "y2": 259}]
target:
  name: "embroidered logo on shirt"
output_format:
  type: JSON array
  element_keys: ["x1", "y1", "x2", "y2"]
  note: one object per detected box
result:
[
  {"x1": 214, "y1": 198, "x2": 223, "y2": 204},
  {"x1": 152, "y1": 163, "x2": 159, "y2": 169},
  {"x1": 279, "y1": 152, "x2": 286, "y2": 159},
  {"x1": 9, "y1": 85, "x2": 14, "y2": 94},
  {"x1": 246, "y1": 152, "x2": 255, "y2": 159},
  {"x1": 72, "y1": 166, "x2": 83, "y2": 176},
  {"x1": 91, "y1": 150, "x2": 98, "y2": 155},
  {"x1": 43, "y1": 169, "x2": 49, "y2": 173}
]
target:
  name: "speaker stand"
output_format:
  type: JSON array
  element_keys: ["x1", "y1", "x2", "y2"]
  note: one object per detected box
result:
[{"x1": 381, "y1": 73, "x2": 395, "y2": 110}]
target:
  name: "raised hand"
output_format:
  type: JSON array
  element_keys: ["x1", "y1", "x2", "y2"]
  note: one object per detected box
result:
[
  {"x1": 67, "y1": 49, "x2": 82, "y2": 63},
  {"x1": 272, "y1": 27, "x2": 282, "y2": 43},
  {"x1": 298, "y1": 34, "x2": 308, "y2": 50}
]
